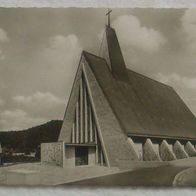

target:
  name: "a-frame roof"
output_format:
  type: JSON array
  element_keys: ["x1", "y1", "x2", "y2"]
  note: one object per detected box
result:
[
  {"x1": 83, "y1": 44, "x2": 196, "y2": 140},
  {"x1": 60, "y1": 24, "x2": 196, "y2": 142}
]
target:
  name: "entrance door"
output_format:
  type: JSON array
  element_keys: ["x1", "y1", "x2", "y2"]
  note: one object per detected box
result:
[{"x1": 75, "y1": 146, "x2": 88, "y2": 166}]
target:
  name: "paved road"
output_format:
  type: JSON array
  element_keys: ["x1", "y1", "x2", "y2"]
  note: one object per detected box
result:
[
  {"x1": 173, "y1": 167, "x2": 196, "y2": 187},
  {"x1": 68, "y1": 166, "x2": 188, "y2": 186}
]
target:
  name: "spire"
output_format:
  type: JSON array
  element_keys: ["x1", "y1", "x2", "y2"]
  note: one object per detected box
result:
[
  {"x1": 99, "y1": 11, "x2": 129, "y2": 82},
  {"x1": 106, "y1": 9, "x2": 112, "y2": 27}
]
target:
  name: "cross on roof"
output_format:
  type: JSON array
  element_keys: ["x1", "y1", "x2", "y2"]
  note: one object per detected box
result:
[{"x1": 106, "y1": 9, "x2": 112, "y2": 27}]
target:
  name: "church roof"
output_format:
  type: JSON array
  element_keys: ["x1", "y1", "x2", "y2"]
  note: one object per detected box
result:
[{"x1": 82, "y1": 25, "x2": 196, "y2": 140}]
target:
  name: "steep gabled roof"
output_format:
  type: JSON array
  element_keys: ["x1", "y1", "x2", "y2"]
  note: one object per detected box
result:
[
  {"x1": 83, "y1": 50, "x2": 196, "y2": 140},
  {"x1": 60, "y1": 23, "x2": 196, "y2": 141}
]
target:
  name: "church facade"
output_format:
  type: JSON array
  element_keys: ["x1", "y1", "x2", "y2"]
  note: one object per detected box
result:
[{"x1": 41, "y1": 23, "x2": 196, "y2": 169}]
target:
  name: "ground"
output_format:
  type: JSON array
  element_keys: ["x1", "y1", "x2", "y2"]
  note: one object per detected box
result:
[
  {"x1": 0, "y1": 158, "x2": 196, "y2": 186},
  {"x1": 0, "y1": 163, "x2": 118, "y2": 186}
]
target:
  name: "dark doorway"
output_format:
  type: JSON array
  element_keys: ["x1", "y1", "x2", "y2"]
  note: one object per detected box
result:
[{"x1": 75, "y1": 146, "x2": 88, "y2": 166}]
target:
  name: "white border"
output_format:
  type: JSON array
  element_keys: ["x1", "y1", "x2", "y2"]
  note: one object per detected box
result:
[
  {"x1": 0, "y1": 0, "x2": 196, "y2": 195},
  {"x1": 0, "y1": 0, "x2": 195, "y2": 8}
]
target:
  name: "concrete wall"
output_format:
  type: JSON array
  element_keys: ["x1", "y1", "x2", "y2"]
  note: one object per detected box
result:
[
  {"x1": 83, "y1": 60, "x2": 139, "y2": 167},
  {"x1": 127, "y1": 138, "x2": 141, "y2": 160},
  {"x1": 41, "y1": 142, "x2": 64, "y2": 167},
  {"x1": 159, "y1": 140, "x2": 176, "y2": 161},
  {"x1": 63, "y1": 146, "x2": 96, "y2": 168},
  {"x1": 167, "y1": 143, "x2": 173, "y2": 152},
  {"x1": 89, "y1": 147, "x2": 96, "y2": 166},
  {"x1": 143, "y1": 138, "x2": 161, "y2": 161},
  {"x1": 64, "y1": 146, "x2": 75, "y2": 168},
  {"x1": 173, "y1": 140, "x2": 189, "y2": 159},
  {"x1": 185, "y1": 141, "x2": 196, "y2": 157},
  {"x1": 153, "y1": 143, "x2": 160, "y2": 157},
  {"x1": 134, "y1": 143, "x2": 143, "y2": 161},
  {"x1": 59, "y1": 58, "x2": 83, "y2": 143}
]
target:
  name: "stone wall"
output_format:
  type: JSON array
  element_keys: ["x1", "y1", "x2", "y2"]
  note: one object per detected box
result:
[
  {"x1": 41, "y1": 142, "x2": 64, "y2": 167},
  {"x1": 143, "y1": 138, "x2": 161, "y2": 161},
  {"x1": 159, "y1": 140, "x2": 176, "y2": 161}
]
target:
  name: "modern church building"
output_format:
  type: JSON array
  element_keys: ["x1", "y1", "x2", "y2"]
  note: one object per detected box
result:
[{"x1": 41, "y1": 18, "x2": 196, "y2": 169}]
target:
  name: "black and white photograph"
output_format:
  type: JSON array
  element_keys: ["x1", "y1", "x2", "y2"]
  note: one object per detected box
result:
[{"x1": 0, "y1": 7, "x2": 196, "y2": 187}]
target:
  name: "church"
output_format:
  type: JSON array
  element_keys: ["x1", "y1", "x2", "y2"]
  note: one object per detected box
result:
[{"x1": 41, "y1": 12, "x2": 196, "y2": 169}]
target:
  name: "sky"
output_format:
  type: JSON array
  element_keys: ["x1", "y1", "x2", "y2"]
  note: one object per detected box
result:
[{"x1": 0, "y1": 8, "x2": 196, "y2": 131}]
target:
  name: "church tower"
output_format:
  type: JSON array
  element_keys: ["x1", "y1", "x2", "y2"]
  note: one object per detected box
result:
[{"x1": 99, "y1": 10, "x2": 129, "y2": 81}]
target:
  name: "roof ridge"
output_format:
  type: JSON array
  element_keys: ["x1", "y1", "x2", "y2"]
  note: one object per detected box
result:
[
  {"x1": 82, "y1": 50, "x2": 107, "y2": 62},
  {"x1": 127, "y1": 68, "x2": 172, "y2": 89},
  {"x1": 83, "y1": 50, "x2": 173, "y2": 89}
]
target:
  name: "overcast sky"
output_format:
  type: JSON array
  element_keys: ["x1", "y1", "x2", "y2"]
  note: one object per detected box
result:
[{"x1": 0, "y1": 8, "x2": 196, "y2": 131}]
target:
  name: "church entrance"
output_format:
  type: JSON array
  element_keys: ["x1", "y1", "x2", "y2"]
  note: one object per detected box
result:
[{"x1": 75, "y1": 146, "x2": 88, "y2": 166}]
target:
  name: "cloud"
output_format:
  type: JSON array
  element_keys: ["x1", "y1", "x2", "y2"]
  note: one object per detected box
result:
[
  {"x1": 0, "y1": 34, "x2": 81, "y2": 131},
  {"x1": 35, "y1": 34, "x2": 82, "y2": 97},
  {"x1": 44, "y1": 34, "x2": 82, "y2": 65},
  {"x1": 13, "y1": 91, "x2": 64, "y2": 108},
  {"x1": 13, "y1": 91, "x2": 65, "y2": 119},
  {"x1": 0, "y1": 109, "x2": 46, "y2": 131},
  {"x1": 181, "y1": 9, "x2": 196, "y2": 51},
  {"x1": 49, "y1": 34, "x2": 78, "y2": 50},
  {"x1": 0, "y1": 98, "x2": 5, "y2": 107},
  {"x1": 0, "y1": 28, "x2": 9, "y2": 60},
  {"x1": 112, "y1": 15, "x2": 167, "y2": 53},
  {"x1": 0, "y1": 49, "x2": 5, "y2": 60},
  {"x1": 0, "y1": 28, "x2": 9, "y2": 43},
  {"x1": 156, "y1": 73, "x2": 196, "y2": 91},
  {"x1": 0, "y1": 91, "x2": 66, "y2": 131}
]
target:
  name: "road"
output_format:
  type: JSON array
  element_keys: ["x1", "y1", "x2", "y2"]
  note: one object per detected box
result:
[{"x1": 67, "y1": 166, "x2": 188, "y2": 186}]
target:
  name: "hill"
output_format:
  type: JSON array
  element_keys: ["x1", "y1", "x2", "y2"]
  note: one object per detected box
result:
[{"x1": 0, "y1": 120, "x2": 63, "y2": 153}]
